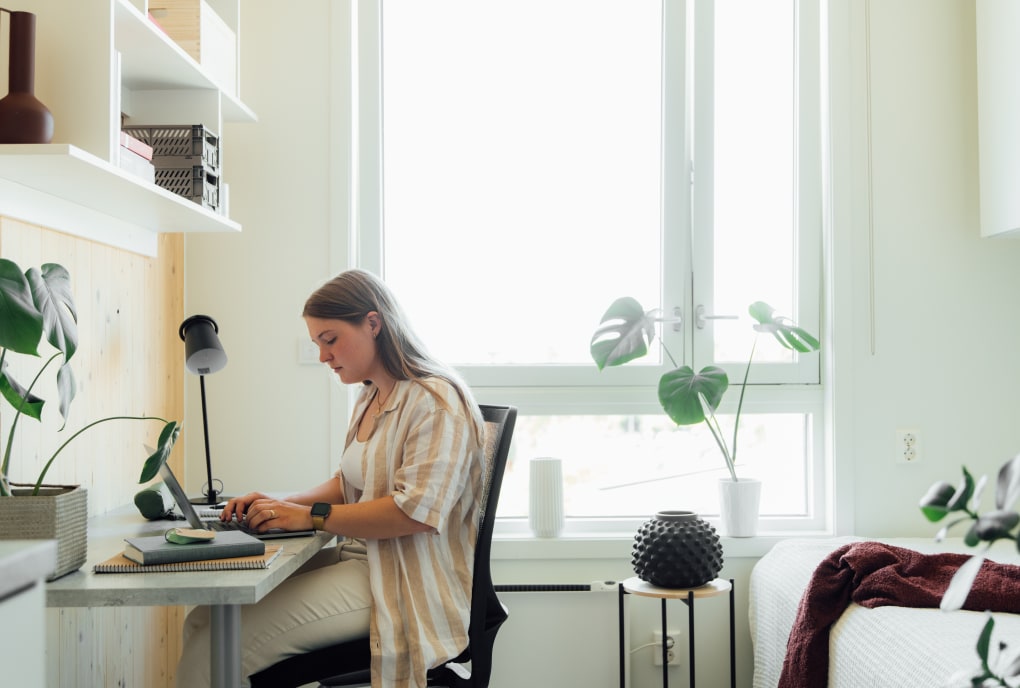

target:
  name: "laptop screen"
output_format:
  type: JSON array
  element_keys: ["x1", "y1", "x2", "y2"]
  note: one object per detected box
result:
[{"x1": 158, "y1": 462, "x2": 208, "y2": 530}]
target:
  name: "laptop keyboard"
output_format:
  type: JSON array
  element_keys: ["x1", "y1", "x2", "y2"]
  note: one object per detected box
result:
[{"x1": 206, "y1": 519, "x2": 255, "y2": 534}]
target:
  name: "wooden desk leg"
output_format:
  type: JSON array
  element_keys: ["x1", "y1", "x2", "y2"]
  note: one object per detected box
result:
[{"x1": 210, "y1": 604, "x2": 241, "y2": 688}]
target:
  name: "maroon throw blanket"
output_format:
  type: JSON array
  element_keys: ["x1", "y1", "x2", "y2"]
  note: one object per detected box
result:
[{"x1": 778, "y1": 541, "x2": 1020, "y2": 688}]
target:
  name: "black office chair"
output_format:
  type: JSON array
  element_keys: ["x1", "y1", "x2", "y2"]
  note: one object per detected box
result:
[{"x1": 249, "y1": 404, "x2": 517, "y2": 688}]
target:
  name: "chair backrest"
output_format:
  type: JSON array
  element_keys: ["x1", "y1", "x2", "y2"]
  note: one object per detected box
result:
[
  {"x1": 249, "y1": 403, "x2": 516, "y2": 688},
  {"x1": 438, "y1": 403, "x2": 516, "y2": 687}
]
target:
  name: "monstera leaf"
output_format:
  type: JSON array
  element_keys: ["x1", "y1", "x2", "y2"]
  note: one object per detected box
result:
[
  {"x1": 30, "y1": 263, "x2": 78, "y2": 362},
  {"x1": 658, "y1": 365, "x2": 729, "y2": 426},
  {"x1": 749, "y1": 301, "x2": 821, "y2": 353},
  {"x1": 138, "y1": 421, "x2": 183, "y2": 484},
  {"x1": 590, "y1": 297, "x2": 657, "y2": 370},
  {"x1": 29, "y1": 264, "x2": 78, "y2": 422},
  {"x1": 0, "y1": 258, "x2": 43, "y2": 355},
  {"x1": 0, "y1": 359, "x2": 46, "y2": 421},
  {"x1": 0, "y1": 261, "x2": 79, "y2": 424}
]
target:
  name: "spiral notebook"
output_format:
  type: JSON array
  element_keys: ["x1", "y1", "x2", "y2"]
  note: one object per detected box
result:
[{"x1": 94, "y1": 544, "x2": 283, "y2": 573}]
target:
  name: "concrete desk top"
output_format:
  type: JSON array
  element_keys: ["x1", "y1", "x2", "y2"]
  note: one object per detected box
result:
[
  {"x1": 46, "y1": 506, "x2": 335, "y2": 608},
  {"x1": 0, "y1": 540, "x2": 58, "y2": 598}
]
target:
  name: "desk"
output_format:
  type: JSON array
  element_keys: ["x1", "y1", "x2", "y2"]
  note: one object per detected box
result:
[
  {"x1": 618, "y1": 576, "x2": 735, "y2": 688},
  {"x1": 46, "y1": 507, "x2": 334, "y2": 688}
]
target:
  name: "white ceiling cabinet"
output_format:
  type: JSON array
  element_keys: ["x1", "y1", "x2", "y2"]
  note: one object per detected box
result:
[{"x1": 976, "y1": 0, "x2": 1020, "y2": 238}]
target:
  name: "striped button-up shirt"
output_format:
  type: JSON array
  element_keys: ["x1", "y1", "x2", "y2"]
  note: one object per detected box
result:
[{"x1": 341, "y1": 377, "x2": 484, "y2": 688}]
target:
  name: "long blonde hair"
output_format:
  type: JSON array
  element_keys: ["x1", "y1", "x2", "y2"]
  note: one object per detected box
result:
[{"x1": 303, "y1": 269, "x2": 482, "y2": 439}]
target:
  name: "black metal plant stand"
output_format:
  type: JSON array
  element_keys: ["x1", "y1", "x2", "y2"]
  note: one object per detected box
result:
[{"x1": 618, "y1": 577, "x2": 736, "y2": 688}]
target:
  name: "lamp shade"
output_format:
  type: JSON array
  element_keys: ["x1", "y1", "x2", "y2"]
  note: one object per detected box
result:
[{"x1": 179, "y1": 315, "x2": 227, "y2": 375}]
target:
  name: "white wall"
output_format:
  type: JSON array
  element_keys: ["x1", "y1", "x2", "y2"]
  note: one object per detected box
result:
[
  {"x1": 185, "y1": 0, "x2": 347, "y2": 499},
  {"x1": 184, "y1": 1, "x2": 1020, "y2": 686},
  {"x1": 837, "y1": 0, "x2": 1020, "y2": 537}
]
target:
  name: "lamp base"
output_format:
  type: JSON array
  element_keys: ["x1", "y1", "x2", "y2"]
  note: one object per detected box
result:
[
  {"x1": 189, "y1": 488, "x2": 230, "y2": 506},
  {"x1": 188, "y1": 496, "x2": 230, "y2": 506}
]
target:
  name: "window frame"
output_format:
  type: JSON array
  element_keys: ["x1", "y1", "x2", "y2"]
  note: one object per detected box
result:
[
  {"x1": 351, "y1": 0, "x2": 828, "y2": 536},
  {"x1": 690, "y1": 0, "x2": 823, "y2": 386}
]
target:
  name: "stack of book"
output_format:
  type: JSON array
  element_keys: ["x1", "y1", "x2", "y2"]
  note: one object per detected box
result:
[
  {"x1": 118, "y1": 131, "x2": 156, "y2": 184},
  {"x1": 94, "y1": 529, "x2": 280, "y2": 573}
]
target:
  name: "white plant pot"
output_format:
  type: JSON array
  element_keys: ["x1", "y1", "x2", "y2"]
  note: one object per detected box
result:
[
  {"x1": 528, "y1": 457, "x2": 564, "y2": 538},
  {"x1": 718, "y1": 477, "x2": 761, "y2": 538}
]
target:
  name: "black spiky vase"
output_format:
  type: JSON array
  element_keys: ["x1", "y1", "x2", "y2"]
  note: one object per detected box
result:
[{"x1": 632, "y1": 510, "x2": 724, "y2": 588}]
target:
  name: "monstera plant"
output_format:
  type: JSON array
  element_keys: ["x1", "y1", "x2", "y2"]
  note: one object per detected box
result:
[
  {"x1": 920, "y1": 454, "x2": 1020, "y2": 686},
  {"x1": 590, "y1": 298, "x2": 820, "y2": 481},
  {"x1": 0, "y1": 257, "x2": 179, "y2": 497}
]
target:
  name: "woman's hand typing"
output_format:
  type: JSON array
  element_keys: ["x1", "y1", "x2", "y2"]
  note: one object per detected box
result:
[{"x1": 220, "y1": 491, "x2": 269, "y2": 524}]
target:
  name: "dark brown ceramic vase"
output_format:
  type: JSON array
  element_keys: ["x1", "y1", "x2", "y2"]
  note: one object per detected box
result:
[{"x1": 0, "y1": 10, "x2": 54, "y2": 144}]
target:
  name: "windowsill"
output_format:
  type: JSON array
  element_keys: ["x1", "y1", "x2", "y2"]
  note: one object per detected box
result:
[{"x1": 491, "y1": 530, "x2": 837, "y2": 561}]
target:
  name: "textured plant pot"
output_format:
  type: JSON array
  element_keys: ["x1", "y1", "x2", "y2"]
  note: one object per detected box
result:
[
  {"x1": 528, "y1": 457, "x2": 564, "y2": 538},
  {"x1": 0, "y1": 484, "x2": 87, "y2": 580},
  {"x1": 718, "y1": 477, "x2": 762, "y2": 538},
  {"x1": 632, "y1": 510, "x2": 723, "y2": 588}
]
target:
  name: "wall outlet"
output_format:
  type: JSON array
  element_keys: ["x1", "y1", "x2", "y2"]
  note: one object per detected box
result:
[
  {"x1": 896, "y1": 428, "x2": 921, "y2": 463},
  {"x1": 652, "y1": 629, "x2": 681, "y2": 666}
]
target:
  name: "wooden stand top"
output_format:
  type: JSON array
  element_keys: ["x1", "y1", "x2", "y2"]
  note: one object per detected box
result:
[{"x1": 622, "y1": 576, "x2": 732, "y2": 600}]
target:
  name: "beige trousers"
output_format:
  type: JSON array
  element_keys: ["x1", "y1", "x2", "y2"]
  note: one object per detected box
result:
[{"x1": 175, "y1": 541, "x2": 372, "y2": 688}]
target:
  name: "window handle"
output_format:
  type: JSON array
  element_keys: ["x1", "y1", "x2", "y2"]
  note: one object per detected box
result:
[
  {"x1": 694, "y1": 304, "x2": 739, "y2": 330},
  {"x1": 671, "y1": 306, "x2": 683, "y2": 332}
]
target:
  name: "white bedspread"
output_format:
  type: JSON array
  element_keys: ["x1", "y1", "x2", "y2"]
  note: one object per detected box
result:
[{"x1": 749, "y1": 537, "x2": 1020, "y2": 688}]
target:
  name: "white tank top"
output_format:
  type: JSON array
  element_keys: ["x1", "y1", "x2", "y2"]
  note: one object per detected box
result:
[{"x1": 340, "y1": 438, "x2": 366, "y2": 491}]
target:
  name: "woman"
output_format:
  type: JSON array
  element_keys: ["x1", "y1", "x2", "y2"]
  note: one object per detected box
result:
[{"x1": 176, "y1": 269, "x2": 486, "y2": 688}]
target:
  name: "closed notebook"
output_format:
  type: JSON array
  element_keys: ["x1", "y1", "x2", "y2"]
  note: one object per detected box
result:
[
  {"x1": 95, "y1": 545, "x2": 282, "y2": 573},
  {"x1": 124, "y1": 529, "x2": 264, "y2": 565}
]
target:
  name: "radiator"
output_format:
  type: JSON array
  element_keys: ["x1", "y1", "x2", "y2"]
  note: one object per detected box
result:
[{"x1": 489, "y1": 583, "x2": 625, "y2": 688}]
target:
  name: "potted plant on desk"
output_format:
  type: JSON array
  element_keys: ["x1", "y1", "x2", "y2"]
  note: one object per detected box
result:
[
  {"x1": 0, "y1": 258, "x2": 179, "y2": 579},
  {"x1": 590, "y1": 298, "x2": 819, "y2": 536}
]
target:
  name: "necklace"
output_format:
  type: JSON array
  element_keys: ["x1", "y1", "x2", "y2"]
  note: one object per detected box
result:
[{"x1": 371, "y1": 385, "x2": 392, "y2": 420}]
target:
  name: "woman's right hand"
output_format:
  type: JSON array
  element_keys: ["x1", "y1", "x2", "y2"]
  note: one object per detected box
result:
[{"x1": 220, "y1": 491, "x2": 270, "y2": 523}]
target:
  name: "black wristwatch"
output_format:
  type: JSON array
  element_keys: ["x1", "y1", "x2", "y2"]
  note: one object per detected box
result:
[{"x1": 311, "y1": 502, "x2": 332, "y2": 531}]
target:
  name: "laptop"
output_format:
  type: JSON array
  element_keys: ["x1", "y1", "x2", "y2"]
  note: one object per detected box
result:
[{"x1": 158, "y1": 462, "x2": 315, "y2": 540}]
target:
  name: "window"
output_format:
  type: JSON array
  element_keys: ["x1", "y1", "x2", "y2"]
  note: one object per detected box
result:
[{"x1": 354, "y1": 0, "x2": 825, "y2": 534}]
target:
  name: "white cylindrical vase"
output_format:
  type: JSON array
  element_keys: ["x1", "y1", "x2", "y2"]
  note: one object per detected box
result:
[
  {"x1": 718, "y1": 477, "x2": 762, "y2": 538},
  {"x1": 529, "y1": 457, "x2": 564, "y2": 538}
]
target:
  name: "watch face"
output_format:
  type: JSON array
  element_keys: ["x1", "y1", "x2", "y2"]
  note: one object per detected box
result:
[{"x1": 311, "y1": 502, "x2": 331, "y2": 517}]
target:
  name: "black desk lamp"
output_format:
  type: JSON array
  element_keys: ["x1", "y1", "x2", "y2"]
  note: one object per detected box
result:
[{"x1": 179, "y1": 314, "x2": 228, "y2": 505}]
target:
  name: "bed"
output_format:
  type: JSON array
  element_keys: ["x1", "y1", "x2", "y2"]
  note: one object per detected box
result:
[{"x1": 749, "y1": 537, "x2": 1020, "y2": 688}]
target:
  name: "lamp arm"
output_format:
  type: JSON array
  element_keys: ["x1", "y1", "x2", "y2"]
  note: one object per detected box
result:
[{"x1": 199, "y1": 374, "x2": 217, "y2": 504}]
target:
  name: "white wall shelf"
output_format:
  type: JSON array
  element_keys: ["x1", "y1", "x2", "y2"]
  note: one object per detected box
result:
[{"x1": 0, "y1": 144, "x2": 239, "y2": 256}]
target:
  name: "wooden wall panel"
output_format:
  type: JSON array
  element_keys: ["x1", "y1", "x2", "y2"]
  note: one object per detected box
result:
[{"x1": 1, "y1": 218, "x2": 185, "y2": 688}]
